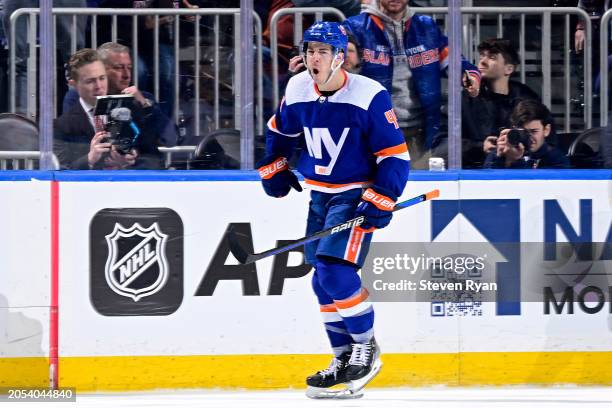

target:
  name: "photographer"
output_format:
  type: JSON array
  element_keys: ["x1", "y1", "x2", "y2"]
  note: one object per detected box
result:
[
  {"x1": 462, "y1": 39, "x2": 539, "y2": 168},
  {"x1": 483, "y1": 100, "x2": 570, "y2": 169},
  {"x1": 63, "y1": 42, "x2": 178, "y2": 147},
  {"x1": 54, "y1": 49, "x2": 162, "y2": 170}
]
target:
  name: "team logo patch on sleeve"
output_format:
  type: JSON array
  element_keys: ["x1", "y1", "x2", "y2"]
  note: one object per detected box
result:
[{"x1": 384, "y1": 109, "x2": 399, "y2": 129}]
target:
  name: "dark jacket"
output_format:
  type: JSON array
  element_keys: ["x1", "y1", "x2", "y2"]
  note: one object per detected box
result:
[
  {"x1": 343, "y1": 11, "x2": 480, "y2": 148},
  {"x1": 54, "y1": 102, "x2": 163, "y2": 170},
  {"x1": 98, "y1": 0, "x2": 179, "y2": 49},
  {"x1": 483, "y1": 142, "x2": 570, "y2": 169},
  {"x1": 62, "y1": 88, "x2": 178, "y2": 146},
  {"x1": 463, "y1": 80, "x2": 540, "y2": 143}
]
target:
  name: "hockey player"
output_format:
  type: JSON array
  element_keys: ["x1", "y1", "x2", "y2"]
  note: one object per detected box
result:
[{"x1": 257, "y1": 21, "x2": 410, "y2": 399}]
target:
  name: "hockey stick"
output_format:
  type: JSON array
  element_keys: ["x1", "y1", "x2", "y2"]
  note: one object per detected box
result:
[{"x1": 228, "y1": 189, "x2": 440, "y2": 264}]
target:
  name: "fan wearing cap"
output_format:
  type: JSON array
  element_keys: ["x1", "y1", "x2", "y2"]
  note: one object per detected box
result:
[{"x1": 256, "y1": 21, "x2": 411, "y2": 398}]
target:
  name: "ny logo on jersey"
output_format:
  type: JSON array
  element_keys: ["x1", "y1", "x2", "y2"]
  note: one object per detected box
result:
[{"x1": 303, "y1": 127, "x2": 350, "y2": 175}]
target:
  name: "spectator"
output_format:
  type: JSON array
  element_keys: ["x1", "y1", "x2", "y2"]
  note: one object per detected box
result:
[
  {"x1": 54, "y1": 48, "x2": 162, "y2": 170},
  {"x1": 483, "y1": 100, "x2": 570, "y2": 169},
  {"x1": 63, "y1": 42, "x2": 178, "y2": 146},
  {"x1": 462, "y1": 38, "x2": 539, "y2": 167},
  {"x1": 573, "y1": 0, "x2": 611, "y2": 101},
  {"x1": 262, "y1": 0, "x2": 306, "y2": 68},
  {"x1": 99, "y1": 0, "x2": 179, "y2": 117},
  {"x1": 343, "y1": 34, "x2": 362, "y2": 73},
  {"x1": 2, "y1": 0, "x2": 88, "y2": 113},
  {"x1": 343, "y1": 0, "x2": 481, "y2": 168},
  {"x1": 574, "y1": 0, "x2": 610, "y2": 54},
  {"x1": 294, "y1": 0, "x2": 361, "y2": 17},
  {"x1": 263, "y1": 0, "x2": 360, "y2": 67}
]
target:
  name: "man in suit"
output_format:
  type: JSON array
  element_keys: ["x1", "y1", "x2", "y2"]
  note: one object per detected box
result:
[
  {"x1": 62, "y1": 42, "x2": 178, "y2": 146},
  {"x1": 54, "y1": 48, "x2": 162, "y2": 170}
]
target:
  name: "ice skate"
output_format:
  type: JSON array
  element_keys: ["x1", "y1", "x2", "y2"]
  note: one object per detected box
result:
[
  {"x1": 305, "y1": 352, "x2": 363, "y2": 399},
  {"x1": 344, "y1": 338, "x2": 382, "y2": 393}
]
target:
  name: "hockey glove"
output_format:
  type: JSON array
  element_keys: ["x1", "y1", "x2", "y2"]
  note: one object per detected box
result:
[
  {"x1": 355, "y1": 186, "x2": 397, "y2": 230},
  {"x1": 257, "y1": 155, "x2": 303, "y2": 198}
]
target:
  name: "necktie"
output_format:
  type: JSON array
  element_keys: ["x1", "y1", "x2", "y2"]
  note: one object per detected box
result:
[{"x1": 91, "y1": 109, "x2": 105, "y2": 133}]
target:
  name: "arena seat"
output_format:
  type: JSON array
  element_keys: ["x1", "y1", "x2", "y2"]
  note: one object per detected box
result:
[{"x1": 567, "y1": 127, "x2": 604, "y2": 169}]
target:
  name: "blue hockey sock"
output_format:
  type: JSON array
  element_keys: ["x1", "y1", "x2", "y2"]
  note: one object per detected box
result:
[{"x1": 315, "y1": 259, "x2": 375, "y2": 344}]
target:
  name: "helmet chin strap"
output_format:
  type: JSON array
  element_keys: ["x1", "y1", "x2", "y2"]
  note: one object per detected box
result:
[
  {"x1": 307, "y1": 51, "x2": 344, "y2": 87},
  {"x1": 322, "y1": 53, "x2": 344, "y2": 86}
]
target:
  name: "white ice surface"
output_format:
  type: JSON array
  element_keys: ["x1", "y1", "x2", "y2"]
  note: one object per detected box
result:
[{"x1": 6, "y1": 387, "x2": 612, "y2": 408}]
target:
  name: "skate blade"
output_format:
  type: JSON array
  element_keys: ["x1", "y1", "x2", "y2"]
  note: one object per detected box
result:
[
  {"x1": 347, "y1": 359, "x2": 383, "y2": 394},
  {"x1": 305, "y1": 385, "x2": 364, "y2": 400}
]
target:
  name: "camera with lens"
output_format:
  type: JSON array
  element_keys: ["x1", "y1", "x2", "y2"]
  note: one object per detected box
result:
[
  {"x1": 104, "y1": 107, "x2": 138, "y2": 154},
  {"x1": 506, "y1": 128, "x2": 531, "y2": 150}
]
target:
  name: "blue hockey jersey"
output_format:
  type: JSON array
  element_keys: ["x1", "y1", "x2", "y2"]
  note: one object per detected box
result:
[{"x1": 266, "y1": 70, "x2": 410, "y2": 197}]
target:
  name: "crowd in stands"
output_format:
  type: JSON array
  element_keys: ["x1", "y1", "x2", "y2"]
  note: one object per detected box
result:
[{"x1": 0, "y1": 0, "x2": 609, "y2": 170}]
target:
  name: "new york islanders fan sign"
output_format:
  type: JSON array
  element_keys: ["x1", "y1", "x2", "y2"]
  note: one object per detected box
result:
[{"x1": 228, "y1": 189, "x2": 439, "y2": 264}]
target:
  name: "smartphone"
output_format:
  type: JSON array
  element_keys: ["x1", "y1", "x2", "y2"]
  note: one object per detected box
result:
[
  {"x1": 291, "y1": 45, "x2": 301, "y2": 58},
  {"x1": 463, "y1": 70, "x2": 472, "y2": 87}
]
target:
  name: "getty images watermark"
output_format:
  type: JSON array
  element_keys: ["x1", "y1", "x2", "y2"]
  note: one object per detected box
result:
[
  {"x1": 362, "y1": 242, "x2": 499, "y2": 303},
  {"x1": 0, "y1": 388, "x2": 76, "y2": 402},
  {"x1": 370, "y1": 252, "x2": 493, "y2": 292},
  {"x1": 361, "y1": 242, "x2": 611, "y2": 304}
]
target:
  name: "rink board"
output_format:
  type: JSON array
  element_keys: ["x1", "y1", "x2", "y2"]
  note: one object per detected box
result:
[{"x1": 0, "y1": 170, "x2": 610, "y2": 390}]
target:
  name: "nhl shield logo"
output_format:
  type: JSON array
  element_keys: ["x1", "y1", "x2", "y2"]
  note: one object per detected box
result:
[{"x1": 104, "y1": 222, "x2": 169, "y2": 302}]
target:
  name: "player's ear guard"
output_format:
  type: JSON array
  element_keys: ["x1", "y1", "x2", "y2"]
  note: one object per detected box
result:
[{"x1": 257, "y1": 155, "x2": 303, "y2": 198}]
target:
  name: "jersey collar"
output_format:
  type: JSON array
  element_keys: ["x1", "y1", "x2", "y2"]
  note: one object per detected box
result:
[{"x1": 313, "y1": 69, "x2": 349, "y2": 96}]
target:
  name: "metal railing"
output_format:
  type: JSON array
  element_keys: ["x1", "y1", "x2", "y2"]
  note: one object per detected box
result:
[
  {"x1": 8, "y1": 8, "x2": 264, "y2": 136},
  {"x1": 269, "y1": 7, "x2": 346, "y2": 109},
  {"x1": 0, "y1": 151, "x2": 59, "y2": 170},
  {"x1": 5, "y1": 6, "x2": 605, "y2": 170},
  {"x1": 158, "y1": 145, "x2": 197, "y2": 169},
  {"x1": 418, "y1": 7, "x2": 593, "y2": 131},
  {"x1": 600, "y1": 8, "x2": 611, "y2": 127},
  {"x1": 269, "y1": 7, "x2": 593, "y2": 132}
]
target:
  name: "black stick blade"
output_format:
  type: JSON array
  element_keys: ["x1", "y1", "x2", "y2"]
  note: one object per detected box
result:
[{"x1": 227, "y1": 227, "x2": 251, "y2": 264}]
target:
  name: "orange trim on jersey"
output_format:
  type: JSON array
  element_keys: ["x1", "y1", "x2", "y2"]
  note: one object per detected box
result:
[
  {"x1": 345, "y1": 226, "x2": 363, "y2": 263},
  {"x1": 304, "y1": 178, "x2": 371, "y2": 189},
  {"x1": 374, "y1": 143, "x2": 409, "y2": 157},
  {"x1": 313, "y1": 69, "x2": 348, "y2": 96},
  {"x1": 335, "y1": 288, "x2": 369, "y2": 310},
  {"x1": 440, "y1": 47, "x2": 449, "y2": 62},
  {"x1": 269, "y1": 115, "x2": 278, "y2": 130},
  {"x1": 320, "y1": 304, "x2": 337, "y2": 313},
  {"x1": 371, "y1": 15, "x2": 385, "y2": 32},
  {"x1": 356, "y1": 225, "x2": 376, "y2": 234},
  {"x1": 340, "y1": 69, "x2": 348, "y2": 88}
]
